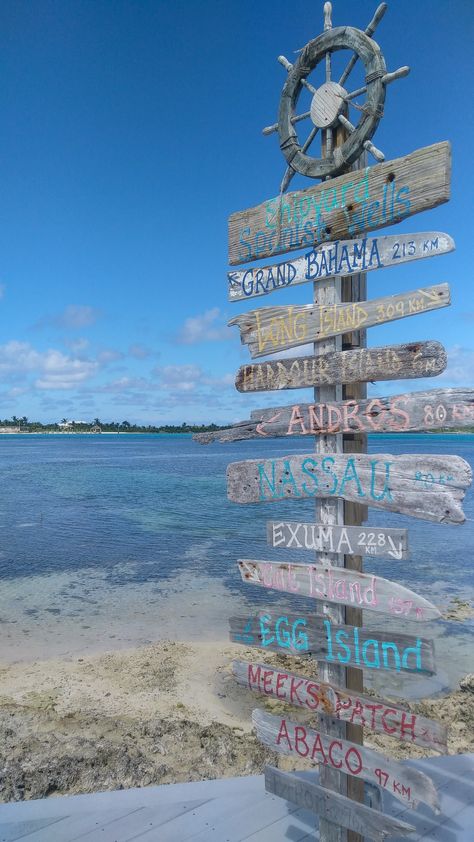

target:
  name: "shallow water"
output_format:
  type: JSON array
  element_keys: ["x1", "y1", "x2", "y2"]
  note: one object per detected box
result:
[{"x1": 0, "y1": 432, "x2": 472, "y2": 697}]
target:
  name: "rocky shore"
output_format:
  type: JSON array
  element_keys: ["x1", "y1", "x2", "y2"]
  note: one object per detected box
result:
[{"x1": 0, "y1": 641, "x2": 472, "y2": 802}]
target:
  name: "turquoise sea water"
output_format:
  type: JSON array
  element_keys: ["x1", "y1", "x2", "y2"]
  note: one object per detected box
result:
[{"x1": 0, "y1": 432, "x2": 472, "y2": 696}]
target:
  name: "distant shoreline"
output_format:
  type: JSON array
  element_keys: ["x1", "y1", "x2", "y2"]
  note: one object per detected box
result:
[{"x1": 0, "y1": 430, "x2": 472, "y2": 437}]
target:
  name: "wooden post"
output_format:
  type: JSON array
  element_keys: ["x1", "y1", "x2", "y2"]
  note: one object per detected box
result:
[{"x1": 315, "y1": 46, "x2": 365, "y2": 837}]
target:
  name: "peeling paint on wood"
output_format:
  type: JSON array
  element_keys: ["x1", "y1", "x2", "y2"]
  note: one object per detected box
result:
[
  {"x1": 230, "y1": 284, "x2": 450, "y2": 358},
  {"x1": 266, "y1": 521, "x2": 408, "y2": 559},
  {"x1": 228, "y1": 142, "x2": 451, "y2": 265},
  {"x1": 253, "y1": 709, "x2": 439, "y2": 810},
  {"x1": 227, "y1": 232, "x2": 454, "y2": 302},
  {"x1": 237, "y1": 559, "x2": 440, "y2": 621},
  {"x1": 232, "y1": 661, "x2": 446, "y2": 751},
  {"x1": 195, "y1": 387, "x2": 473, "y2": 443},
  {"x1": 234, "y1": 340, "x2": 446, "y2": 392},
  {"x1": 226, "y1": 451, "x2": 471, "y2": 523},
  {"x1": 229, "y1": 613, "x2": 436, "y2": 676},
  {"x1": 264, "y1": 767, "x2": 416, "y2": 840}
]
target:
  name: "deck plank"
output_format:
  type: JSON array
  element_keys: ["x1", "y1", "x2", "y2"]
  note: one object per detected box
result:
[{"x1": 0, "y1": 755, "x2": 472, "y2": 841}]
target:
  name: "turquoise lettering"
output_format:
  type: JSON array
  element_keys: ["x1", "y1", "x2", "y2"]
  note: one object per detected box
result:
[
  {"x1": 258, "y1": 462, "x2": 277, "y2": 500},
  {"x1": 321, "y1": 456, "x2": 338, "y2": 494},
  {"x1": 301, "y1": 457, "x2": 319, "y2": 496},
  {"x1": 339, "y1": 457, "x2": 366, "y2": 498},
  {"x1": 259, "y1": 615, "x2": 275, "y2": 647},
  {"x1": 370, "y1": 460, "x2": 392, "y2": 501}
]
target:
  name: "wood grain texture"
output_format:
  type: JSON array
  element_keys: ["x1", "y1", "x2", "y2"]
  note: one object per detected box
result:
[
  {"x1": 229, "y1": 613, "x2": 436, "y2": 676},
  {"x1": 234, "y1": 340, "x2": 447, "y2": 392},
  {"x1": 226, "y1": 451, "x2": 471, "y2": 523},
  {"x1": 237, "y1": 559, "x2": 440, "y2": 621},
  {"x1": 264, "y1": 767, "x2": 416, "y2": 840},
  {"x1": 229, "y1": 284, "x2": 450, "y2": 358},
  {"x1": 232, "y1": 661, "x2": 446, "y2": 751},
  {"x1": 266, "y1": 521, "x2": 408, "y2": 559},
  {"x1": 253, "y1": 709, "x2": 439, "y2": 811},
  {"x1": 227, "y1": 232, "x2": 454, "y2": 302},
  {"x1": 194, "y1": 387, "x2": 473, "y2": 443},
  {"x1": 228, "y1": 142, "x2": 451, "y2": 265}
]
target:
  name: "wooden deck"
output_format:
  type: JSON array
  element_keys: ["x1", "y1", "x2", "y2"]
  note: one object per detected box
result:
[{"x1": 0, "y1": 754, "x2": 473, "y2": 841}]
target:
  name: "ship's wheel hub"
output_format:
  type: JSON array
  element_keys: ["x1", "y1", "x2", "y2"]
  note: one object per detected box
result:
[{"x1": 310, "y1": 80, "x2": 347, "y2": 128}]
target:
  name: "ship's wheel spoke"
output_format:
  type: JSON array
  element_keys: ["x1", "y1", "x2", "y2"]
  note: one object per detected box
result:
[
  {"x1": 280, "y1": 124, "x2": 320, "y2": 193},
  {"x1": 339, "y1": 2, "x2": 388, "y2": 87},
  {"x1": 338, "y1": 114, "x2": 384, "y2": 161},
  {"x1": 263, "y1": 110, "x2": 311, "y2": 137}
]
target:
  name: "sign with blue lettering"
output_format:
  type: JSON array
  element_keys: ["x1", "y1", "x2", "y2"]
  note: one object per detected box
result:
[
  {"x1": 227, "y1": 232, "x2": 454, "y2": 302},
  {"x1": 229, "y1": 613, "x2": 436, "y2": 676},
  {"x1": 226, "y1": 451, "x2": 471, "y2": 523},
  {"x1": 228, "y1": 142, "x2": 451, "y2": 265}
]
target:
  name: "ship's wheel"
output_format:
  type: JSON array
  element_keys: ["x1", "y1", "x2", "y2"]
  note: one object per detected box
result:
[{"x1": 263, "y1": 2, "x2": 409, "y2": 191}]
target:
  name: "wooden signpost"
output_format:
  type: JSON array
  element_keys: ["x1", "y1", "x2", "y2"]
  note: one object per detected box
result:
[
  {"x1": 232, "y1": 662, "x2": 447, "y2": 751},
  {"x1": 264, "y1": 767, "x2": 416, "y2": 841},
  {"x1": 235, "y1": 339, "x2": 447, "y2": 392},
  {"x1": 253, "y1": 709, "x2": 440, "y2": 811},
  {"x1": 237, "y1": 559, "x2": 441, "y2": 620},
  {"x1": 194, "y1": 3, "x2": 471, "y2": 838},
  {"x1": 229, "y1": 613, "x2": 437, "y2": 675},
  {"x1": 227, "y1": 451, "x2": 471, "y2": 523},
  {"x1": 230, "y1": 283, "x2": 450, "y2": 358},
  {"x1": 228, "y1": 232, "x2": 454, "y2": 302},
  {"x1": 228, "y1": 142, "x2": 451, "y2": 265},
  {"x1": 266, "y1": 521, "x2": 408, "y2": 559},
  {"x1": 195, "y1": 386, "x2": 474, "y2": 442}
]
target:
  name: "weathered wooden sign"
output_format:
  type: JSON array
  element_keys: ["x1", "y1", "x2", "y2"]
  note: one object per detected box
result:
[
  {"x1": 228, "y1": 141, "x2": 451, "y2": 265},
  {"x1": 227, "y1": 231, "x2": 454, "y2": 301},
  {"x1": 267, "y1": 521, "x2": 408, "y2": 559},
  {"x1": 253, "y1": 709, "x2": 439, "y2": 810},
  {"x1": 238, "y1": 560, "x2": 440, "y2": 621},
  {"x1": 230, "y1": 283, "x2": 450, "y2": 358},
  {"x1": 227, "y1": 451, "x2": 471, "y2": 523},
  {"x1": 235, "y1": 339, "x2": 447, "y2": 392},
  {"x1": 233, "y1": 661, "x2": 446, "y2": 751},
  {"x1": 229, "y1": 613, "x2": 436, "y2": 676},
  {"x1": 196, "y1": 386, "x2": 473, "y2": 442},
  {"x1": 264, "y1": 767, "x2": 416, "y2": 841}
]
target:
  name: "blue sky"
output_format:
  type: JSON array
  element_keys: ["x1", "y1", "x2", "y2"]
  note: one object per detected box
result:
[{"x1": 0, "y1": 0, "x2": 472, "y2": 424}]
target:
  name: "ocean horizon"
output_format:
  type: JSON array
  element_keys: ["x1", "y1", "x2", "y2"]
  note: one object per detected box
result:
[{"x1": 0, "y1": 431, "x2": 472, "y2": 699}]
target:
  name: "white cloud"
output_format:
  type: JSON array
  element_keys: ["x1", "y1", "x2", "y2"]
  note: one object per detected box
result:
[
  {"x1": 0, "y1": 340, "x2": 98, "y2": 391},
  {"x1": 175, "y1": 308, "x2": 230, "y2": 344},
  {"x1": 439, "y1": 345, "x2": 474, "y2": 384}
]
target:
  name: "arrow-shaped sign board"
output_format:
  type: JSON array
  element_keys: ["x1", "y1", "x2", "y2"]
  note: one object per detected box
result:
[
  {"x1": 227, "y1": 232, "x2": 454, "y2": 301},
  {"x1": 267, "y1": 521, "x2": 408, "y2": 560},
  {"x1": 235, "y1": 340, "x2": 447, "y2": 393},
  {"x1": 232, "y1": 661, "x2": 446, "y2": 752},
  {"x1": 238, "y1": 559, "x2": 440, "y2": 621},
  {"x1": 253, "y1": 709, "x2": 439, "y2": 811},
  {"x1": 264, "y1": 767, "x2": 416, "y2": 841},
  {"x1": 194, "y1": 387, "x2": 474, "y2": 443},
  {"x1": 230, "y1": 284, "x2": 450, "y2": 358},
  {"x1": 229, "y1": 613, "x2": 436, "y2": 676},
  {"x1": 228, "y1": 142, "x2": 451, "y2": 265},
  {"x1": 227, "y1": 451, "x2": 471, "y2": 523}
]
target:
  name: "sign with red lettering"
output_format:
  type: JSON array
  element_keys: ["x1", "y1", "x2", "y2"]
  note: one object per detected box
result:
[
  {"x1": 252, "y1": 708, "x2": 439, "y2": 811},
  {"x1": 194, "y1": 387, "x2": 474, "y2": 443},
  {"x1": 238, "y1": 559, "x2": 440, "y2": 621},
  {"x1": 232, "y1": 660, "x2": 447, "y2": 751}
]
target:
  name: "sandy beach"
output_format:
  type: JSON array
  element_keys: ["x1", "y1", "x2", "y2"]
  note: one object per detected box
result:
[{"x1": 0, "y1": 640, "x2": 472, "y2": 803}]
